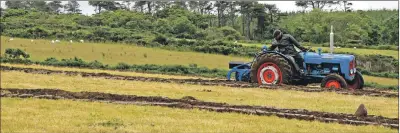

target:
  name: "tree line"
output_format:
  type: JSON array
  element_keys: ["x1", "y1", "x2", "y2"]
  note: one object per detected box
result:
[
  {"x1": 1, "y1": 1, "x2": 398, "y2": 46},
  {"x1": 5, "y1": 1, "x2": 81, "y2": 14}
]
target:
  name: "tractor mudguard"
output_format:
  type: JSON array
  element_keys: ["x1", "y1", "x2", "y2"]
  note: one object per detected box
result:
[
  {"x1": 284, "y1": 55, "x2": 302, "y2": 72},
  {"x1": 256, "y1": 51, "x2": 302, "y2": 75}
]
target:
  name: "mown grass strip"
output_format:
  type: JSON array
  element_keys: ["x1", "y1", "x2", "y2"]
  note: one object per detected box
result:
[
  {"x1": 2, "y1": 98, "x2": 396, "y2": 133},
  {"x1": 1, "y1": 57, "x2": 398, "y2": 90},
  {"x1": 0, "y1": 63, "x2": 216, "y2": 80},
  {"x1": 2, "y1": 88, "x2": 397, "y2": 129},
  {"x1": 1, "y1": 71, "x2": 398, "y2": 118}
]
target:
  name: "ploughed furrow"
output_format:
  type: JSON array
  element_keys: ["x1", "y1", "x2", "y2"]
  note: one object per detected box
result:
[
  {"x1": 1, "y1": 66, "x2": 397, "y2": 98},
  {"x1": 1, "y1": 88, "x2": 398, "y2": 129}
]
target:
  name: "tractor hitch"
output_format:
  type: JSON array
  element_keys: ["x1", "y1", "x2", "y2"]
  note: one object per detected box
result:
[{"x1": 227, "y1": 61, "x2": 252, "y2": 82}]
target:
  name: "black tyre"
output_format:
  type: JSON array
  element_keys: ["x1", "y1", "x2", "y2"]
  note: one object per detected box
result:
[
  {"x1": 347, "y1": 71, "x2": 364, "y2": 90},
  {"x1": 321, "y1": 74, "x2": 348, "y2": 89},
  {"x1": 250, "y1": 54, "x2": 293, "y2": 85}
]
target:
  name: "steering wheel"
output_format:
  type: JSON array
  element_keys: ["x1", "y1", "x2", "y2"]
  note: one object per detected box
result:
[{"x1": 298, "y1": 46, "x2": 315, "y2": 53}]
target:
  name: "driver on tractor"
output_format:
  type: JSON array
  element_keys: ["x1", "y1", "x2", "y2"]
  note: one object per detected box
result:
[{"x1": 269, "y1": 30, "x2": 312, "y2": 75}]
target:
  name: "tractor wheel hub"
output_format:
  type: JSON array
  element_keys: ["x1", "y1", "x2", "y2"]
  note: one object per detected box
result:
[
  {"x1": 325, "y1": 80, "x2": 341, "y2": 89},
  {"x1": 259, "y1": 66, "x2": 279, "y2": 84}
]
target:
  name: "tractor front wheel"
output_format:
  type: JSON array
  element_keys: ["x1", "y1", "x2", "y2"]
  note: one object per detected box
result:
[
  {"x1": 321, "y1": 74, "x2": 348, "y2": 89},
  {"x1": 251, "y1": 54, "x2": 293, "y2": 85},
  {"x1": 347, "y1": 71, "x2": 364, "y2": 90}
]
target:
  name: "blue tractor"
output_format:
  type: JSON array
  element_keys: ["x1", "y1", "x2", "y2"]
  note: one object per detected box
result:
[{"x1": 227, "y1": 46, "x2": 364, "y2": 90}]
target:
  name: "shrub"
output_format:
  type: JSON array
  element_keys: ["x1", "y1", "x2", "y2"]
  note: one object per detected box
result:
[
  {"x1": 60, "y1": 57, "x2": 88, "y2": 67},
  {"x1": 88, "y1": 60, "x2": 105, "y2": 69},
  {"x1": 364, "y1": 82, "x2": 399, "y2": 90},
  {"x1": 0, "y1": 56, "x2": 32, "y2": 64},
  {"x1": 153, "y1": 35, "x2": 168, "y2": 45},
  {"x1": 5, "y1": 48, "x2": 30, "y2": 59},
  {"x1": 114, "y1": 62, "x2": 130, "y2": 70},
  {"x1": 189, "y1": 63, "x2": 198, "y2": 68},
  {"x1": 41, "y1": 57, "x2": 59, "y2": 65}
]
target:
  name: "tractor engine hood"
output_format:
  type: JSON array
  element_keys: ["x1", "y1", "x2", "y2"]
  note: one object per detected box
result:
[
  {"x1": 303, "y1": 52, "x2": 355, "y2": 63},
  {"x1": 302, "y1": 52, "x2": 356, "y2": 81}
]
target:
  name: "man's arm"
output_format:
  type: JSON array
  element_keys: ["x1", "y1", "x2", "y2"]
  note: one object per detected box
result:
[
  {"x1": 269, "y1": 41, "x2": 278, "y2": 50},
  {"x1": 288, "y1": 35, "x2": 307, "y2": 50}
]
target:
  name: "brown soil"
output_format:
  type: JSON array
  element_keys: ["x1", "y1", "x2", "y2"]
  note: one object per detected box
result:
[
  {"x1": 1, "y1": 88, "x2": 398, "y2": 129},
  {"x1": 1, "y1": 66, "x2": 397, "y2": 98}
]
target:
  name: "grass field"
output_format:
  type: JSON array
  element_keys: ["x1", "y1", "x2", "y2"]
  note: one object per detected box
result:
[
  {"x1": 1, "y1": 36, "x2": 250, "y2": 70},
  {"x1": 2, "y1": 98, "x2": 395, "y2": 133},
  {"x1": 1, "y1": 36, "x2": 398, "y2": 132},
  {"x1": 0, "y1": 63, "x2": 216, "y2": 80},
  {"x1": 1, "y1": 36, "x2": 397, "y2": 86},
  {"x1": 2, "y1": 71, "x2": 398, "y2": 118},
  {"x1": 2, "y1": 63, "x2": 397, "y2": 86},
  {"x1": 240, "y1": 43, "x2": 399, "y2": 59},
  {"x1": 363, "y1": 76, "x2": 399, "y2": 86}
]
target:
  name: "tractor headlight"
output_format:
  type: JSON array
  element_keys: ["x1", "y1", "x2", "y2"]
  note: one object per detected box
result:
[
  {"x1": 353, "y1": 68, "x2": 357, "y2": 73},
  {"x1": 350, "y1": 69, "x2": 354, "y2": 74}
]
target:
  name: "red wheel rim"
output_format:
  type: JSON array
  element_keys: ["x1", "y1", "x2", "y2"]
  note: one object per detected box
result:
[
  {"x1": 257, "y1": 62, "x2": 282, "y2": 85},
  {"x1": 325, "y1": 80, "x2": 341, "y2": 89},
  {"x1": 263, "y1": 70, "x2": 276, "y2": 83}
]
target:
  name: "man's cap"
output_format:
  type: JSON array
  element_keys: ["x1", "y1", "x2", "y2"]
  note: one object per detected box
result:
[{"x1": 273, "y1": 30, "x2": 282, "y2": 38}]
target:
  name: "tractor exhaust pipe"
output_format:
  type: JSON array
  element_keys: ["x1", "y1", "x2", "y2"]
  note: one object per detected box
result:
[{"x1": 330, "y1": 25, "x2": 334, "y2": 54}]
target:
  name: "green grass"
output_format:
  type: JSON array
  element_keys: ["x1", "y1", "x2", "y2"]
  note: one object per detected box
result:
[
  {"x1": 2, "y1": 36, "x2": 397, "y2": 87},
  {"x1": 2, "y1": 71, "x2": 398, "y2": 118},
  {"x1": 2, "y1": 98, "x2": 396, "y2": 133},
  {"x1": 239, "y1": 42, "x2": 399, "y2": 59},
  {"x1": 1, "y1": 36, "x2": 250, "y2": 70},
  {"x1": 2, "y1": 61, "x2": 398, "y2": 87},
  {"x1": 2, "y1": 56, "x2": 398, "y2": 86},
  {"x1": 0, "y1": 63, "x2": 217, "y2": 80},
  {"x1": 363, "y1": 75, "x2": 399, "y2": 86}
]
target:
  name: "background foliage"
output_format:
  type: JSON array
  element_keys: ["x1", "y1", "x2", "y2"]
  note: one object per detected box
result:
[{"x1": 1, "y1": 1, "x2": 398, "y2": 46}]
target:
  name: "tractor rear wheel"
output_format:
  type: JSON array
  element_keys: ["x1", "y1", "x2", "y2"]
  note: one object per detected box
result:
[
  {"x1": 321, "y1": 74, "x2": 348, "y2": 89},
  {"x1": 250, "y1": 54, "x2": 293, "y2": 85},
  {"x1": 347, "y1": 71, "x2": 364, "y2": 90}
]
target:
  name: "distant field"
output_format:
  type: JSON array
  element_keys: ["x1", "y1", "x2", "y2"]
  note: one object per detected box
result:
[
  {"x1": 240, "y1": 43, "x2": 399, "y2": 59},
  {"x1": 1, "y1": 36, "x2": 397, "y2": 86},
  {"x1": 2, "y1": 71, "x2": 397, "y2": 118},
  {"x1": 363, "y1": 75, "x2": 399, "y2": 86},
  {"x1": 2, "y1": 63, "x2": 397, "y2": 86},
  {"x1": 0, "y1": 63, "x2": 216, "y2": 80},
  {"x1": 2, "y1": 98, "x2": 395, "y2": 133},
  {"x1": 2, "y1": 37, "x2": 398, "y2": 133},
  {"x1": 1, "y1": 36, "x2": 250, "y2": 70}
]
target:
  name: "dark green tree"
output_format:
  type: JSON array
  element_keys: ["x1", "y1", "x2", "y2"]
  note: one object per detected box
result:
[
  {"x1": 295, "y1": 1, "x2": 340, "y2": 10},
  {"x1": 173, "y1": 1, "x2": 187, "y2": 9},
  {"x1": 29, "y1": 1, "x2": 50, "y2": 12},
  {"x1": 89, "y1": 1, "x2": 120, "y2": 13},
  {"x1": 5, "y1": 1, "x2": 26, "y2": 9},
  {"x1": 188, "y1": 1, "x2": 199, "y2": 13},
  {"x1": 48, "y1": 1, "x2": 63, "y2": 14},
  {"x1": 64, "y1": 0, "x2": 81, "y2": 14},
  {"x1": 198, "y1": 1, "x2": 212, "y2": 15},
  {"x1": 215, "y1": 1, "x2": 229, "y2": 27},
  {"x1": 133, "y1": 1, "x2": 146, "y2": 13}
]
